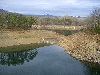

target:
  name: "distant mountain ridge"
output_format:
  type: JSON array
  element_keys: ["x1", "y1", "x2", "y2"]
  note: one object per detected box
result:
[
  {"x1": 0, "y1": 9, "x2": 8, "y2": 14},
  {"x1": 0, "y1": 9, "x2": 17, "y2": 14}
]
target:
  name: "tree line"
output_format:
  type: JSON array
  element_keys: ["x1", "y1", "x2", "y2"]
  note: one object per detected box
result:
[
  {"x1": 0, "y1": 13, "x2": 84, "y2": 30},
  {"x1": 35, "y1": 15, "x2": 81, "y2": 26},
  {"x1": 0, "y1": 13, "x2": 37, "y2": 29},
  {"x1": 0, "y1": 9, "x2": 85, "y2": 30}
]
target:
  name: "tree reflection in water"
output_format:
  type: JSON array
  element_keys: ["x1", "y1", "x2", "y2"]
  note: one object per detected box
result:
[
  {"x1": 0, "y1": 49, "x2": 38, "y2": 66},
  {"x1": 83, "y1": 61, "x2": 100, "y2": 75}
]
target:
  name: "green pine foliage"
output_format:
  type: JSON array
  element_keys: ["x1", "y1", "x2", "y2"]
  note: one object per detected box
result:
[{"x1": 0, "y1": 13, "x2": 37, "y2": 30}]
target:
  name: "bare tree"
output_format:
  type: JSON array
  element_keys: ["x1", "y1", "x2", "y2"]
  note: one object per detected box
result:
[{"x1": 87, "y1": 7, "x2": 100, "y2": 33}]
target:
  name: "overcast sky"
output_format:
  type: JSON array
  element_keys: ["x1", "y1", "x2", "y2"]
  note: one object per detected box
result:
[{"x1": 0, "y1": 0, "x2": 100, "y2": 17}]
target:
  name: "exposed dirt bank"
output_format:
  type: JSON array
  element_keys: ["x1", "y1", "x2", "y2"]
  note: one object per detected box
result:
[
  {"x1": 32, "y1": 25, "x2": 85, "y2": 30},
  {"x1": 0, "y1": 30, "x2": 57, "y2": 47}
]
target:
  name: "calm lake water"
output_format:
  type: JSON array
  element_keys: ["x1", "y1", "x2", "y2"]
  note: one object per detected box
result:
[{"x1": 0, "y1": 45, "x2": 100, "y2": 75}]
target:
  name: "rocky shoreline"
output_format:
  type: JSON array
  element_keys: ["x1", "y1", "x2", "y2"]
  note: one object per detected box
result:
[{"x1": 56, "y1": 32, "x2": 100, "y2": 64}]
